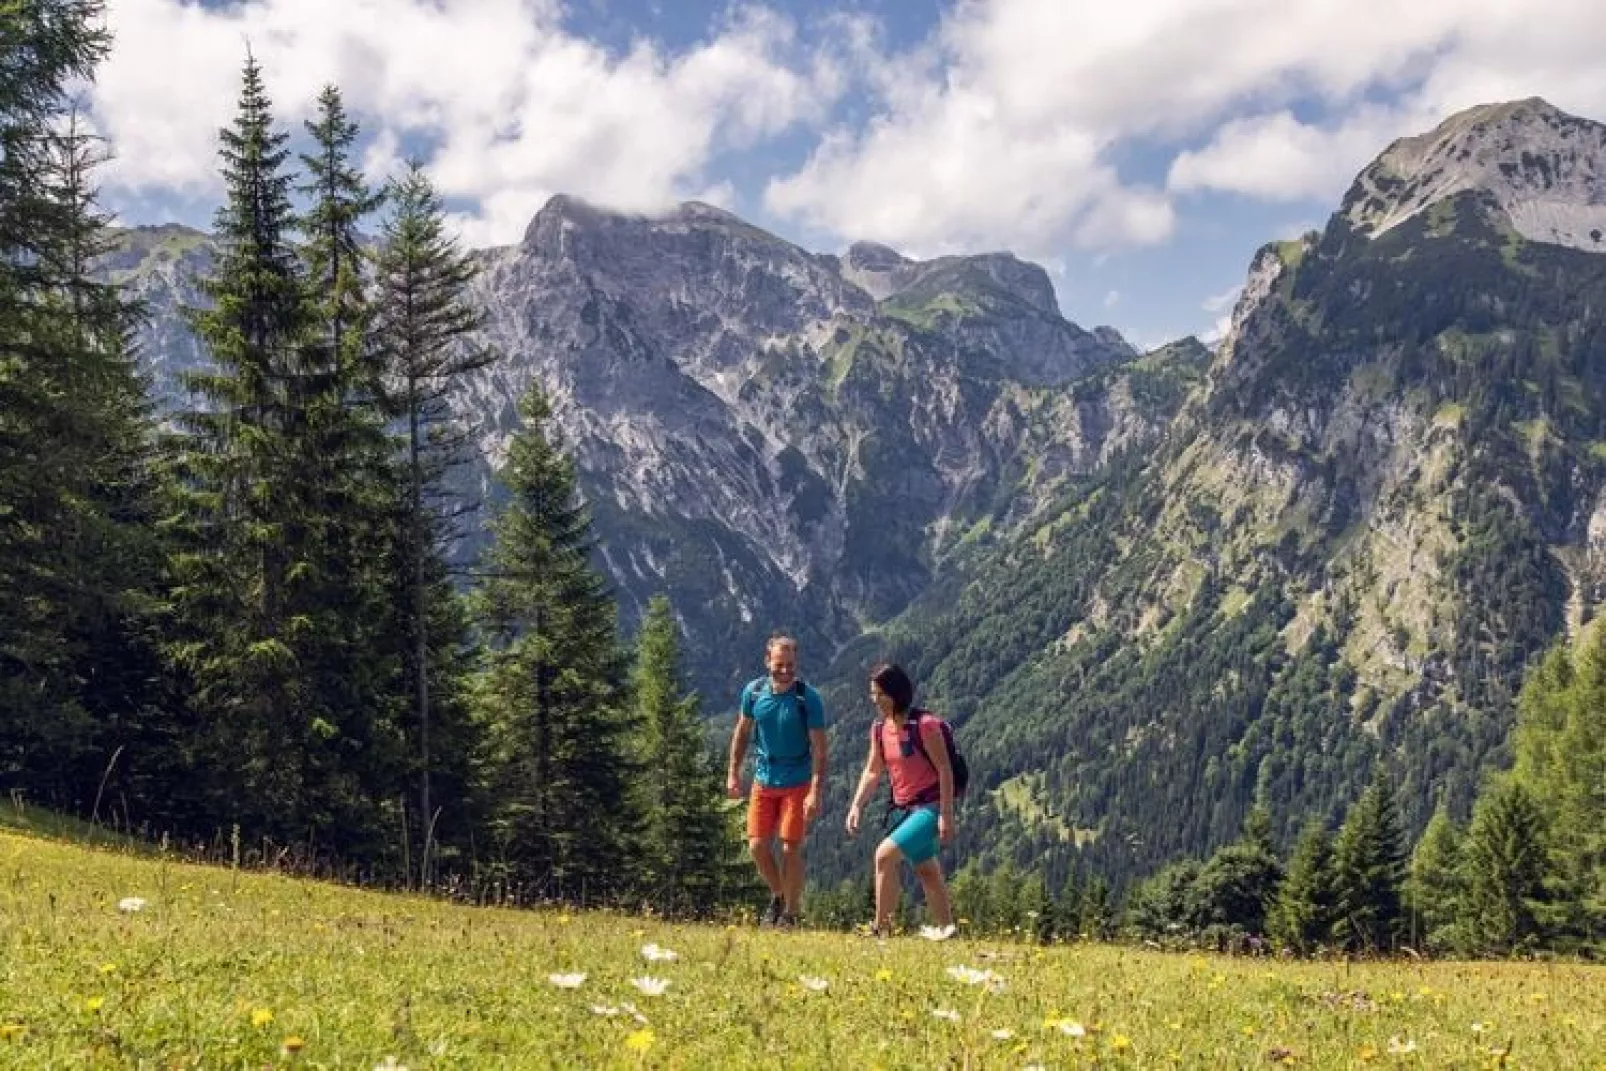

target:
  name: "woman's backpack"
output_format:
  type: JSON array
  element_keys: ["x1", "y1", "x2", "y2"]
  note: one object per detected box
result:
[{"x1": 874, "y1": 709, "x2": 969, "y2": 798}]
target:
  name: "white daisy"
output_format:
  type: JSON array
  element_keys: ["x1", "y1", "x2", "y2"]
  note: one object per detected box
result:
[
  {"x1": 1059, "y1": 1021, "x2": 1087, "y2": 1038},
  {"x1": 1387, "y1": 1037, "x2": 1417, "y2": 1055},
  {"x1": 547, "y1": 972, "x2": 586, "y2": 989},
  {"x1": 631, "y1": 976, "x2": 670, "y2": 997},
  {"x1": 919, "y1": 923, "x2": 958, "y2": 941},
  {"x1": 799, "y1": 975, "x2": 829, "y2": 993},
  {"x1": 589, "y1": 1005, "x2": 620, "y2": 1017},
  {"x1": 931, "y1": 1008, "x2": 962, "y2": 1023},
  {"x1": 640, "y1": 943, "x2": 679, "y2": 963},
  {"x1": 991, "y1": 1029, "x2": 1014, "y2": 1040},
  {"x1": 116, "y1": 897, "x2": 147, "y2": 914}
]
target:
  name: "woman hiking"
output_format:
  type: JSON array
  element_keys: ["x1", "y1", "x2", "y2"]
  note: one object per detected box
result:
[{"x1": 844, "y1": 661, "x2": 957, "y2": 938}]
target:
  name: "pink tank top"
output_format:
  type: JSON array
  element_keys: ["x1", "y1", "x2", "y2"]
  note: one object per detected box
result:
[{"x1": 876, "y1": 715, "x2": 942, "y2": 807}]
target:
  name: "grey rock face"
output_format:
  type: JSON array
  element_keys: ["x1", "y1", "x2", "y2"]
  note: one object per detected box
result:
[
  {"x1": 1343, "y1": 97, "x2": 1606, "y2": 251},
  {"x1": 108, "y1": 196, "x2": 1148, "y2": 696},
  {"x1": 457, "y1": 196, "x2": 1145, "y2": 692}
]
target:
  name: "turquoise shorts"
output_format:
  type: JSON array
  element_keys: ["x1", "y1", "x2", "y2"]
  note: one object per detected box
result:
[{"x1": 887, "y1": 804, "x2": 940, "y2": 865}]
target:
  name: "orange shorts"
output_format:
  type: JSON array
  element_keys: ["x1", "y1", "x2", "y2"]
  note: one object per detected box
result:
[{"x1": 747, "y1": 784, "x2": 810, "y2": 843}]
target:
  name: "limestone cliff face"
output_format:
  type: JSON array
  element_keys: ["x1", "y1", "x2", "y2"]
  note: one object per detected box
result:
[
  {"x1": 1343, "y1": 97, "x2": 1606, "y2": 251},
  {"x1": 451, "y1": 196, "x2": 1151, "y2": 692},
  {"x1": 107, "y1": 198, "x2": 1159, "y2": 695}
]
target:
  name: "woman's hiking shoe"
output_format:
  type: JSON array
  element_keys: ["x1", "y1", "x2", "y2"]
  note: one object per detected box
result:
[{"x1": 759, "y1": 895, "x2": 784, "y2": 927}]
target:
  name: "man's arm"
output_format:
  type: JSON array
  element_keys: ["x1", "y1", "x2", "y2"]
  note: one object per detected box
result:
[
  {"x1": 727, "y1": 714, "x2": 753, "y2": 799},
  {"x1": 803, "y1": 727, "x2": 828, "y2": 821}
]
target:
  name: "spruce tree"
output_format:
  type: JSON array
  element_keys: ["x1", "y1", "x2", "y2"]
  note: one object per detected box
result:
[
  {"x1": 1461, "y1": 779, "x2": 1553, "y2": 953},
  {"x1": 988, "y1": 861, "x2": 1023, "y2": 933},
  {"x1": 474, "y1": 386, "x2": 641, "y2": 903},
  {"x1": 1268, "y1": 818, "x2": 1335, "y2": 953},
  {"x1": 634, "y1": 594, "x2": 733, "y2": 916},
  {"x1": 289, "y1": 83, "x2": 415, "y2": 864},
  {"x1": 946, "y1": 861, "x2": 986, "y2": 933},
  {"x1": 1015, "y1": 870, "x2": 1052, "y2": 943},
  {"x1": 41, "y1": 111, "x2": 172, "y2": 814},
  {"x1": 1078, "y1": 875, "x2": 1112, "y2": 939},
  {"x1": 167, "y1": 53, "x2": 329, "y2": 841},
  {"x1": 371, "y1": 162, "x2": 493, "y2": 881},
  {"x1": 1330, "y1": 772, "x2": 1406, "y2": 952},
  {"x1": 1509, "y1": 628, "x2": 1605, "y2": 945},
  {"x1": 0, "y1": 5, "x2": 168, "y2": 813},
  {"x1": 1194, "y1": 806, "x2": 1284, "y2": 938},
  {"x1": 1405, "y1": 803, "x2": 1465, "y2": 952}
]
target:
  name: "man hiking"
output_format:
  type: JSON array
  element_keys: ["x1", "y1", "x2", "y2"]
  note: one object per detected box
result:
[{"x1": 727, "y1": 634, "x2": 827, "y2": 928}]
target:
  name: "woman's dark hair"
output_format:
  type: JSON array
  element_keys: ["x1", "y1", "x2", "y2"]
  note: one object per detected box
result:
[{"x1": 869, "y1": 661, "x2": 914, "y2": 714}]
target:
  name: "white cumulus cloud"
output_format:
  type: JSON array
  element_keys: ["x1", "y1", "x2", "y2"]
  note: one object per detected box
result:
[
  {"x1": 765, "y1": 0, "x2": 1606, "y2": 255},
  {"x1": 90, "y1": 0, "x2": 839, "y2": 245},
  {"x1": 83, "y1": 0, "x2": 1606, "y2": 259}
]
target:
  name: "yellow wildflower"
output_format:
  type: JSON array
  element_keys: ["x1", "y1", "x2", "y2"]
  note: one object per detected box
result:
[
  {"x1": 624, "y1": 1029, "x2": 654, "y2": 1054},
  {"x1": 98, "y1": 963, "x2": 118, "y2": 975},
  {"x1": 281, "y1": 1036, "x2": 305, "y2": 1055},
  {"x1": 1110, "y1": 1034, "x2": 1132, "y2": 1052},
  {"x1": 84, "y1": 997, "x2": 104, "y2": 1013},
  {"x1": 251, "y1": 1008, "x2": 274, "y2": 1028}
]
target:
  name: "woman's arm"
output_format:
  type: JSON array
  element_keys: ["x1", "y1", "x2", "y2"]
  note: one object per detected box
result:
[
  {"x1": 845, "y1": 730, "x2": 885, "y2": 835},
  {"x1": 921, "y1": 719, "x2": 955, "y2": 843}
]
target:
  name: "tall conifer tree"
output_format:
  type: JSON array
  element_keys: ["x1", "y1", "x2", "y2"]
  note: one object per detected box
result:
[
  {"x1": 474, "y1": 387, "x2": 641, "y2": 903},
  {"x1": 1, "y1": 3, "x2": 168, "y2": 812},
  {"x1": 168, "y1": 53, "x2": 330, "y2": 840},
  {"x1": 634, "y1": 594, "x2": 736, "y2": 915},
  {"x1": 370, "y1": 163, "x2": 491, "y2": 881},
  {"x1": 1330, "y1": 773, "x2": 1406, "y2": 952},
  {"x1": 1461, "y1": 778, "x2": 1553, "y2": 953},
  {"x1": 1405, "y1": 802, "x2": 1465, "y2": 951},
  {"x1": 1268, "y1": 818, "x2": 1336, "y2": 952}
]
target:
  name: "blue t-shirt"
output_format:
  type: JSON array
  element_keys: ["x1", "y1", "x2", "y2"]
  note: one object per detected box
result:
[{"x1": 740, "y1": 678, "x2": 826, "y2": 788}]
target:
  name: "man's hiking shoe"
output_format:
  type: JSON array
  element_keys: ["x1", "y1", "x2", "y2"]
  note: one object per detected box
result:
[{"x1": 759, "y1": 895, "x2": 784, "y2": 927}]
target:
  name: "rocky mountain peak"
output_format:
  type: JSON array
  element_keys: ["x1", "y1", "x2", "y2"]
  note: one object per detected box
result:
[
  {"x1": 1342, "y1": 97, "x2": 1606, "y2": 251},
  {"x1": 844, "y1": 240, "x2": 909, "y2": 271}
]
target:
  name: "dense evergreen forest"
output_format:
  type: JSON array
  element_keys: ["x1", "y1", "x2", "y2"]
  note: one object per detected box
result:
[{"x1": 2, "y1": 2, "x2": 1600, "y2": 954}]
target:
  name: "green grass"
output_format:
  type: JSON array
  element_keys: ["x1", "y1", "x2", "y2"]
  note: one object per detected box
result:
[{"x1": 2, "y1": 826, "x2": 1604, "y2": 1068}]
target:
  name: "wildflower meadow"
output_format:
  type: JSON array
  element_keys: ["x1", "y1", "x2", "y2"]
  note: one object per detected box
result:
[{"x1": 2, "y1": 818, "x2": 1602, "y2": 1068}]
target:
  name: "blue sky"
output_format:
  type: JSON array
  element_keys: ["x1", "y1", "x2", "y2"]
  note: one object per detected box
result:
[{"x1": 89, "y1": 0, "x2": 1606, "y2": 348}]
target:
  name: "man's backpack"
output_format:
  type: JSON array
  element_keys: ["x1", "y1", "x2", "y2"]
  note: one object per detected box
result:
[{"x1": 874, "y1": 709, "x2": 969, "y2": 800}]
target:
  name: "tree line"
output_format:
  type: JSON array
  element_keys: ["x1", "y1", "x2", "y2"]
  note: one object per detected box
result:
[
  {"x1": 809, "y1": 621, "x2": 1601, "y2": 956},
  {"x1": 1, "y1": 2, "x2": 748, "y2": 915}
]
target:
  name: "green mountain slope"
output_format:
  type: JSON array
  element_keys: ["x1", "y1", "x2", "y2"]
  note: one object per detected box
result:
[{"x1": 817, "y1": 103, "x2": 1606, "y2": 890}]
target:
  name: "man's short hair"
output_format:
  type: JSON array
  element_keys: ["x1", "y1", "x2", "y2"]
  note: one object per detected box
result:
[{"x1": 766, "y1": 633, "x2": 798, "y2": 655}]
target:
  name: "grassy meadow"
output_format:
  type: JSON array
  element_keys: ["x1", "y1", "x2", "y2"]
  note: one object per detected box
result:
[{"x1": 1, "y1": 817, "x2": 1603, "y2": 1069}]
